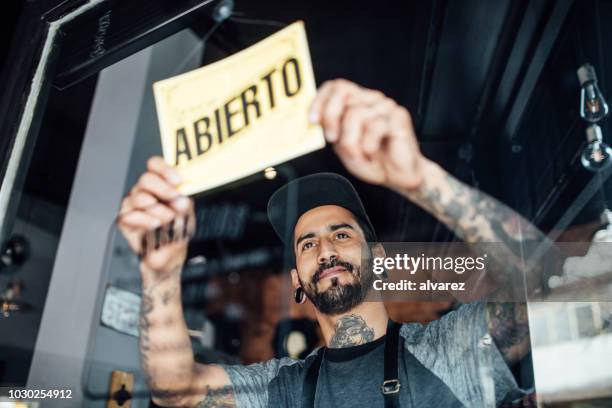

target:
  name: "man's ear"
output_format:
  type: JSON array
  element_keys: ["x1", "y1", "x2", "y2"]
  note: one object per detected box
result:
[
  {"x1": 370, "y1": 243, "x2": 389, "y2": 279},
  {"x1": 371, "y1": 242, "x2": 386, "y2": 259},
  {"x1": 290, "y1": 268, "x2": 299, "y2": 288}
]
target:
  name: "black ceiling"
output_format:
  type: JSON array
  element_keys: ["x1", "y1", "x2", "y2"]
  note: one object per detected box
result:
[
  {"x1": 194, "y1": 0, "x2": 612, "y2": 250},
  {"x1": 5, "y1": 0, "x2": 612, "y2": 273}
]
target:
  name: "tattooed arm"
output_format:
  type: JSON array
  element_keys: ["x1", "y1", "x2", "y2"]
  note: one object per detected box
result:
[
  {"x1": 403, "y1": 159, "x2": 552, "y2": 272},
  {"x1": 138, "y1": 264, "x2": 236, "y2": 407},
  {"x1": 118, "y1": 157, "x2": 237, "y2": 407},
  {"x1": 399, "y1": 159, "x2": 562, "y2": 364},
  {"x1": 308, "y1": 80, "x2": 561, "y2": 365}
]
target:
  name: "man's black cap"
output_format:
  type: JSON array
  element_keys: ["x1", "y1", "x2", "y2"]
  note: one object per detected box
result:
[{"x1": 267, "y1": 173, "x2": 377, "y2": 252}]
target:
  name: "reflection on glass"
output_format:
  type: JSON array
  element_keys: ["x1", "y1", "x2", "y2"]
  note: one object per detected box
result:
[
  {"x1": 531, "y1": 302, "x2": 612, "y2": 404},
  {"x1": 581, "y1": 125, "x2": 612, "y2": 172},
  {"x1": 576, "y1": 304, "x2": 596, "y2": 338}
]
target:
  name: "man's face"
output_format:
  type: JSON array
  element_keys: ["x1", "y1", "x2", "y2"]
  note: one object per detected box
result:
[{"x1": 292, "y1": 205, "x2": 373, "y2": 315}]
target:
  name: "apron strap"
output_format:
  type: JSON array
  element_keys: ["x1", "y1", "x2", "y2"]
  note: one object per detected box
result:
[
  {"x1": 381, "y1": 320, "x2": 402, "y2": 408},
  {"x1": 301, "y1": 320, "x2": 402, "y2": 408},
  {"x1": 301, "y1": 347, "x2": 324, "y2": 408}
]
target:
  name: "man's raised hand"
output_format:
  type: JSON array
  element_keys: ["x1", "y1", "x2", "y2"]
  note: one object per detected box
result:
[
  {"x1": 117, "y1": 156, "x2": 195, "y2": 281},
  {"x1": 309, "y1": 79, "x2": 426, "y2": 191}
]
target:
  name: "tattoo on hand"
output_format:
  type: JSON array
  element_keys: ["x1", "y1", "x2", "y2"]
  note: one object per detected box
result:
[{"x1": 329, "y1": 315, "x2": 375, "y2": 348}]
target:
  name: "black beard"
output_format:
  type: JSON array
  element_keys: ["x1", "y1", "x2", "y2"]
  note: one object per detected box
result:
[{"x1": 301, "y1": 258, "x2": 374, "y2": 315}]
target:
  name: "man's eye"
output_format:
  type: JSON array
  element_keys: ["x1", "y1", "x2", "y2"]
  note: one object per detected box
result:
[
  {"x1": 303, "y1": 242, "x2": 314, "y2": 250},
  {"x1": 336, "y1": 232, "x2": 350, "y2": 239}
]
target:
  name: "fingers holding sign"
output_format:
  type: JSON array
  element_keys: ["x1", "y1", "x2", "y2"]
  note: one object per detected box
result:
[
  {"x1": 117, "y1": 156, "x2": 196, "y2": 275},
  {"x1": 309, "y1": 79, "x2": 425, "y2": 191}
]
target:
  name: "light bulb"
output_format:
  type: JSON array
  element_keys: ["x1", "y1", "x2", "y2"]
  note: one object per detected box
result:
[
  {"x1": 577, "y1": 64, "x2": 609, "y2": 123},
  {"x1": 264, "y1": 167, "x2": 277, "y2": 180},
  {"x1": 581, "y1": 124, "x2": 612, "y2": 172}
]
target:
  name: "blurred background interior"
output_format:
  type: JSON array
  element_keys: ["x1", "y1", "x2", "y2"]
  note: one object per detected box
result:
[{"x1": 1, "y1": 0, "x2": 612, "y2": 407}]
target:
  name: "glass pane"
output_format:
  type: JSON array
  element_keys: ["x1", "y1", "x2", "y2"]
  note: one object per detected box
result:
[{"x1": 3, "y1": 1, "x2": 612, "y2": 407}]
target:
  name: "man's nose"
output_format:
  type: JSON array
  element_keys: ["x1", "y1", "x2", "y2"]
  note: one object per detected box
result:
[{"x1": 317, "y1": 239, "x2": 338, "y2": 265}]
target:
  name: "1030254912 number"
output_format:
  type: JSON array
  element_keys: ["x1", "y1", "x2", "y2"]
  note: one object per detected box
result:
[{"x1": 7, "y1": 389, "x2": 73, "y2": 399}]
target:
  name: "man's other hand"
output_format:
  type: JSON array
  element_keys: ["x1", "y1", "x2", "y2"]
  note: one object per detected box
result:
[
  {"x1": 117, "y1": 156, "x2": 195, "y2": 281},
  {"x1": 310, "y1": 79, "x2": 426, "y2": 191}
]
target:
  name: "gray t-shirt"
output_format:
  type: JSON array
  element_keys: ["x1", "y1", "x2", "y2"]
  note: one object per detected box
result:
[{"x1": 222, "y1": 302, "x2": 524, "y2": 407}]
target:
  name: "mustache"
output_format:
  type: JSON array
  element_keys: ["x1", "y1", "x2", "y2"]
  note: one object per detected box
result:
[{"x1": 313, "y1": 258, "x2": 354, "y2": 284}]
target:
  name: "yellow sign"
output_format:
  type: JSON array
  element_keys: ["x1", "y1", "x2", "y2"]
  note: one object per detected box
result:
[{"x1": 153, "y1": 21, "x2": 324, "y2": 195}]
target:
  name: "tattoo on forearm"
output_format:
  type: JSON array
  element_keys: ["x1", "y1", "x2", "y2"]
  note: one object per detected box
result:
[
  {"x1": 162, "y1": 284, "x2": 180, "y2": 305},
  {"x1": 195, "y1": 385, "x2": 236, "y2": 408},
  {"x1": 151, "y1": 388, "x2": 185, "y2": 406},
  {"x1": 149, "y1": 339, "x2": 192, "y2": 353},
  {"x1": 139, "y1": 289, "x2": 154, "y2": 382},
  {"x1": 487, "y1": 303, "x2": 530, "y2": 363},
  {"x1": 138, "y1": 266, "x2": 194, "y2": 403},
  {"x1": 329, "y1": 315, "x2": 375, "y2": 348},
  {"x1": 417, "y1": 173, "x2": 555, "y2": 288},
  {"x1": 422, "y1": 174, "x2": 541, "y2": 244}
]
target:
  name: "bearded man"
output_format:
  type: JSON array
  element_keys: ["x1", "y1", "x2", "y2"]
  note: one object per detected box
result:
[{"x1": 118, "y1": 79, "x2": 544, "y2": 407}]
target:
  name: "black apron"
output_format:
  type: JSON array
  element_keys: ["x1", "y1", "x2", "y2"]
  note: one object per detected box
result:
[{"x1": 301, "y1": 320, "x2": 465, "y2": 408}]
